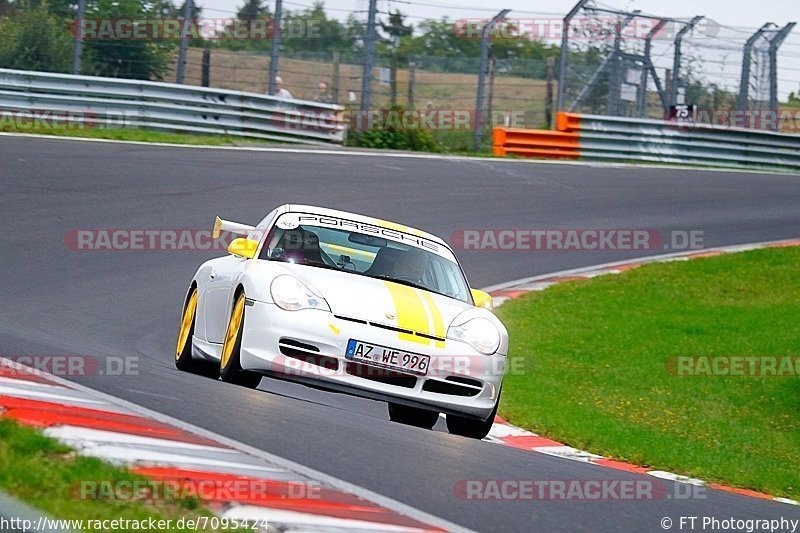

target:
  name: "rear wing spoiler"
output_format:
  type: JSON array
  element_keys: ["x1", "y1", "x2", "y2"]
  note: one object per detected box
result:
[{"x1": 212, "y1": 216, "x2": 256, "y2": 239}]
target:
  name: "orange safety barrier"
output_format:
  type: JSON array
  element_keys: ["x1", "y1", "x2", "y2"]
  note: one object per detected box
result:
[
  {"x1": 492, "y1": 121, "x2": 581, "y2": 160},
  {"x1": 555, "y1": 111, "x2": 582, "y2": 132}
]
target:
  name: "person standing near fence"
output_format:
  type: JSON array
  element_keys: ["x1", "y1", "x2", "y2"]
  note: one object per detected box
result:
[
  {"x1": 274, "y1": 76, "x2": 293, "y2": 99},
  {"x1": 314, "y1": 81, "x2": 334, "y2": 103}
]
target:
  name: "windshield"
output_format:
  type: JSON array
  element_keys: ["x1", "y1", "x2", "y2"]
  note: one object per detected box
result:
[{"x1": 260, "y1": 214, "x2": 472, "y2": 304}]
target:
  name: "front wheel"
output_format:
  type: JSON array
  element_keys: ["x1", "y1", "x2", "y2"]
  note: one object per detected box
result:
[
  {"x1": 387, "y1": 403, "x2": 439, "y2": 429},
  {"x1": 175, "y1": 287, "x2": 218, "y2": 378},
  {"x1": 219, "y1": 292, "x2": 262, "y2": 389},
  {"x1": 446, "y1": 393, "x2": 500, "y2": 439}
]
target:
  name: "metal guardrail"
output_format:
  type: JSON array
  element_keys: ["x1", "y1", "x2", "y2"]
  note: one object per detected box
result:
[
  {"x1": 0, "y1": 69, "x2": 347, "y2": 144},
  {"x1": 494, "y1": 112, "x2": 800, "y2": 172}
]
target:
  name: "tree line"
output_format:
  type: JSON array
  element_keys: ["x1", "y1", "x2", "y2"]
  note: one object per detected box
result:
[{"x1": 0, "y1": 0, "x2": 560, "y2": 80}]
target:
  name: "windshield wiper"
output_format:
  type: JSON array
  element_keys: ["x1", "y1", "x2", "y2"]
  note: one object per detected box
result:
[
  {"x1": 302, "y1": 261, "x2": 342, "y2": 271},
  {"x1": 367, "y1": 274, "x2": 430, "y2": 293},
  {"x1": 270, "y1": 257, "x2": 349, "y2": 273}
]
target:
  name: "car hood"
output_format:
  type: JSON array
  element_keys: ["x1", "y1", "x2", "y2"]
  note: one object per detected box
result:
[{"x1": 289, "y1": 264, "x2": 472, "y2": 338}]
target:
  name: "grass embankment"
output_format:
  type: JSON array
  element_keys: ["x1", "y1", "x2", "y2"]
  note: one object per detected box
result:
[
  {"x1": 0, "y1": 124, "x2": 275, "y2": 146},
  {"x1": 497, "y1": 246, "x2": 800, "y2": 499},
  {"x1": 0, "y1": 418, "x2": 223, "y2": 531}
]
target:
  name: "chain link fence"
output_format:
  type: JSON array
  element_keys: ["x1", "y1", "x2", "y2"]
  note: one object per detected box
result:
[
  {"x1": 1, "y1": 0, "x2": 799, "y2": 147},
  {"x1": 167, "y1": 47, "x2": 552, "y2": 150},
  {"x1": 558, "y1": 0, "x2": 798, "y2": 131}
]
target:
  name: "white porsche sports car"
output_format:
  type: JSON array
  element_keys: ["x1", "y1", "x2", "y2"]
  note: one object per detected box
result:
[{"x1": 175, "y1": 205, "x2": 508, "y2": 438}]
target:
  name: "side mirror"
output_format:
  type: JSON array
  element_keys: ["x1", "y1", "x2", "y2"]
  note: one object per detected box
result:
[
  {"x1": 470, "y1": 288, "x2": 494, "y2": 309},
  {"x1": 227, "y1": 238, "x2": 259, "y2": 259}
]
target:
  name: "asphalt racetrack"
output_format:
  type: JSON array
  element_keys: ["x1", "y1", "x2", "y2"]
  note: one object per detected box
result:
[{"x1": 1, "y1": 136, "x2": 799, "y2": 531}]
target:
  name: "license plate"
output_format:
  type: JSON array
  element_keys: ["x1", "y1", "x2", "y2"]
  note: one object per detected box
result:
[{"x1": 345, "y1": 339, "x2": 430, "y2": 376}]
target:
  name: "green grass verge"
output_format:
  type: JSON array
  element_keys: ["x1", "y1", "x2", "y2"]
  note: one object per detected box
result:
[
  {"x1": 0, "y1": 418, "x2": 225, "y2": 531},
  {"x1": 0, "y1": 124, "x2": 278, "y2": 146},
  {"x1": 1, "y1": 122, "x2": 500, "y2": 156},
  {"x1": 496, "y1": 246, "x2": 800, "y2": 499}
]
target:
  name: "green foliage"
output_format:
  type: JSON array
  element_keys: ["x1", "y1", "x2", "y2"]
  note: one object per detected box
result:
[
  {"x1": 429, "y1": 129, "x2": 474, "y2": 153},
  {"x1": 562, "y1": 46, "x2": 608, "y2": 112},
  {"x1": 79, "y1": 0, "x2": 176, "y2": 80},
  {"x1": 380, "y1": 9, "x2": 412, "y2": 51},
  {"x1": 282, "y1": 2, "x2": 356, "y2": 54},
  {"x1": 349, "y1": 106, "x2": 441, "y2": 152},
  {"x1": 0, "y1": 1, "x2": 560, "y2": 81},
  {"x1": 215, "y1": 8, "x2": 559, "y2": 79},
  {"x1": 0, "y1": 8, "x2": 73, "y2": 72},
  {"x1": 0, "y1": 419, "x2": 218, "y2": 530},
  {"x1": 213, "y1": 0, "x2": 272, "y2": 52},
  {"x1": 0, "y1": 0, "x2": 176, "y2": 79},
  {"x1": 222, "y1": 1, "x2": 360, "y2": 54},
  {"x1": 686, "y1": 80, "x2": 738, "y2": 111},
  {"x1": 387, "y1": 17, "x2": 560, "y2": 75},
  {"x1": 353, "y1": 127, "x2": 440, "y2": 152},
  {"x1": 237, "y1": 0, "x2": 268, "y2": 20}
]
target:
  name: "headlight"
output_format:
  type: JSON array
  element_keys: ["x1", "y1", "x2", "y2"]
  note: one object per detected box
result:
[
  {"x1": 270, "y1": 275, "x2": 330, "y2": 312},
  {"x1": 447, "y1": 317, "x2": 501, "y2": 355}
]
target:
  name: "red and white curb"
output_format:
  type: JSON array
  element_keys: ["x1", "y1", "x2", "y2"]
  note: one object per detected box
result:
[
  {"x1": 0, "y1": 362, "x2": 468, "y2": 533},
  {"x1": 480, "y1": 237, "x2": 800, "y2": 507}
]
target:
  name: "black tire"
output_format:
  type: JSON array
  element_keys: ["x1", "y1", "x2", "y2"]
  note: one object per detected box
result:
[
  {"x1": 387, "y1": 403, "x2": 440, "y2": 429},
  {"x1": 446, "y1": 394, "x2": 500, "y2": 439},
  {"x1": 175, "y1": 287, "x2": 218, "y2": 378},
  {"x1": 219, "y1": 291, "x2": 262, "y2": 388}
]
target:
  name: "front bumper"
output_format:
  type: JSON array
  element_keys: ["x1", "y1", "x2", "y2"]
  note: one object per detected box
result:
[{"x1": 239, "y1": 301, "x2": 506, "y2": 420}]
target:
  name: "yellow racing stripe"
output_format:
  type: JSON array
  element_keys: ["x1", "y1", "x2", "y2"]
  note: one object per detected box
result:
[
  {"x1": 384, "y1": 281, "x2": 430, "y2": 345},
  {"x1": 376, "y1": 219, "x2": 423, "y2": 236},
  {"x1": 323, "y1": 243, "x2": 376, "y2": 259},
  {"x1": 420, "y1": 291, "x2": 446, "y2": 348}
]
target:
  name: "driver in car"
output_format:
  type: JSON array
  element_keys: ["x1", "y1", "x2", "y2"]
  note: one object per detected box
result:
[{"x1": 393, "y1": 249, "x2": 427, "y2": 283}]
